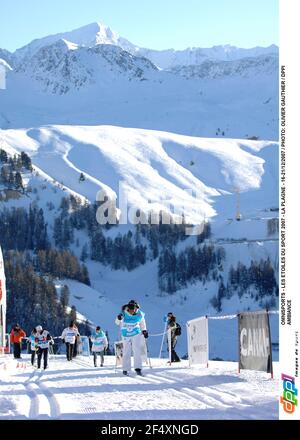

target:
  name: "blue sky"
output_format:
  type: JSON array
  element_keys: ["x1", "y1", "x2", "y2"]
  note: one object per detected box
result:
[{"x1": 0, "y1": 0, "x2": 278, "y2": 52}]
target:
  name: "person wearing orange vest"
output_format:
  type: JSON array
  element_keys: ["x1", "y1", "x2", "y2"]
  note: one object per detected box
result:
[{"x1": 10, "y1": 323, "x2": 26, "y2": 359}]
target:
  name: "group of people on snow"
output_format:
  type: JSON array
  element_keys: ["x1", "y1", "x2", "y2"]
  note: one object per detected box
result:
[
  {"x1": 9, "y1": 301, "x2": 181, "y2": 373},
  {"x1": 11, "y1": 324, "x2": 54, "y2": 369}
]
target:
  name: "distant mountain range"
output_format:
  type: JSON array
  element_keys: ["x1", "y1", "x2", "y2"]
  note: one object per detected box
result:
[{"x1": 0, "y1": 22, "x2": 278, "y2": 139}]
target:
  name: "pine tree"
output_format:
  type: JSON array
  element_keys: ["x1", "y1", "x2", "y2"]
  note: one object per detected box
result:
[
  {"x1": 80, "y1": 244, "x2": 88, "y2": 262},
  {"x1": 0, "y1": 165, "x2": 9, "y2": 184},
  {"x1": 20, "y1": 151, "x2": 33, "y2": 171},
  {"x1": 81, "y1": 264, "x2": 91, "y2": 286},
  {"x1": 0, "y1": 149, "x2": 8, "y2": 163},
  {"x1": 60, "y1": 285, "x2": 70, "y2": 309},
  {"x1": 8, "y1": 170, "x2": 14, "y2": 187},
  {"x1": 53, "y1": 218, "x2": 63, "y2": 248},
  {"x1": 15, "y1": 172, "x2": 24, "y2": 191},
  {"x1": 69, "y1": 305, "x2": 77, "y2": 323}
]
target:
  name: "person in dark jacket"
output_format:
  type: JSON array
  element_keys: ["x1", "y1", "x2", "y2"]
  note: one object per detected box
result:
[
  {"x1": 10, "y1": 324, "x2": 26, "y2": 359},
  {"x1": 166, "y1": 313, "x2": 181, "y2": 363}
]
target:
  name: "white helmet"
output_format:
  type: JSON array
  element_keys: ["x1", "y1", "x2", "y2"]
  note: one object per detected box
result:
[{"x1": 36, "y1": 325, "x2": 42, "y2": 331}]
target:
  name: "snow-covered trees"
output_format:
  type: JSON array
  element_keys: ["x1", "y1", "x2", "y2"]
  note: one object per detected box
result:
[{"x1": 0, "y1": 150, "x2": 32, "y2": 190}]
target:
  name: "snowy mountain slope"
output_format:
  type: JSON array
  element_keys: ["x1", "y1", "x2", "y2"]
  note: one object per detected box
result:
[
  {"x1": 14, "y1": 40, "x2": 277, "y2": 94},
  {"x1": 16, "y1": 41, "x2": 157, "y2": 94},
  {"x1": 170, "y1": 54, "x2": 278, "y2": 79},
  {"x1": 0, "y1": 63, "x2": 278, "y2": 139},
  {"x1": 137, "y1": 44, "x2": 279, "y2": 69},
  {"x1": 0, "y1": 356, "x2": 279, "y2": 420},
  {"x1": 0, "y1": 125, "x2": 278, "y2": 224}
]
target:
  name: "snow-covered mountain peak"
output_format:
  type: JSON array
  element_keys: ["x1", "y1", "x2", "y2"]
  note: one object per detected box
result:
[
  {"x1": 14, "y1": 21, "x2": 136, "y2": 62},
  {"x1": 90, "y1": 21, "x2": 119, "y2": 45}
]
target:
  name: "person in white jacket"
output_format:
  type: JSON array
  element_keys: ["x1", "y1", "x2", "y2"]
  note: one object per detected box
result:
[
  {"x1": 35, "y1": 325, "x2": 53, "y2": 370},
  {"x1": 115, "y1": 302, "x2": 148, "y2": 376},
  {"x1": 61, "y1": 321, "x2": 80, "y2": 361}
]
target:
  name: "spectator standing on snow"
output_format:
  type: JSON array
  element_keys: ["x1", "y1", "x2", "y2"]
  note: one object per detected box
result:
[
  {"x1": 10, "y1": 323, "x2": 26, "y2": 359},
  {"x1": 28, "y1": 327, "x2": 38, "y2": 366},
  {"x1": 72, "y1": 322, "x2": 80, "y2": 358},
  {"x1": 61, "y1": 321, "x2": 80, "y2": 361},
  {"x1": 165, "y1": 312, "x2": 181, "y2": 363},
  {"x1": 90, "y1": 326, "x2": 108, "y2": 367}
]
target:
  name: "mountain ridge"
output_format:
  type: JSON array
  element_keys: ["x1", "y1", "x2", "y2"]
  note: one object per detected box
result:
[{"x1": 2, "y1": 21, "x2": 278, "y2": 70}]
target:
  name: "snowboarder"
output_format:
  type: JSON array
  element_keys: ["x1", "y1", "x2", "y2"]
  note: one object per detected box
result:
[
  {"x1": 28, "y1": 327, "x2": 38, "y2": 366},
  {"x1": 35, "y1": 325, "x2": 53, "y2": 370},
  {"x1": 115, "y1": 302, "x2": 148, "y2": 376},
  {"x1": 91, "y1": 326, "x2": 108, "y2": 367},
  {"x1": 165, "y1": 312, "x2": 181, "y2": 362},
  {"x1": 61, "y1": 321, "x2": 80, "y2": 361},
  {"x1": 10, "y1": 323, "x2": 26, "y2": 359}
]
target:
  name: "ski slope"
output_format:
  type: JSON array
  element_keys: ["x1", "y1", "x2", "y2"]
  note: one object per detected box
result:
[
  {"x1": 0, "y1": 125, "x2": 278, "y2": 224},
  {"x1": 0, "y1": 355, "x2": 278, "y2": 420}
]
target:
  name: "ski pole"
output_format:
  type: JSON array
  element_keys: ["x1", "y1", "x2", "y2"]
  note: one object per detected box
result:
[
  {"x1": 145, "y1": 339, "x2": 152, "y2": 369},
  {"x1": 167, "y1": 328, "x2": 172, "y2": 365},
  {"x1": 159, "y1": 320, "x2": 167, "y2": 358}
]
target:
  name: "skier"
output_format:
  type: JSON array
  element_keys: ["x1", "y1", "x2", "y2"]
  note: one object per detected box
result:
[
  {"x1": 115, "y1": 302, "x2": 148, "y2": 376},
  {"x1": 61, "y1": 321, "x2": 80, "y2": 361},
  {"x1": 28, "y1": 327, "x2": 38, "y2": 366},
  {"x1": 35, "y1": 325, "x2": 53, "y2": 370},
  {"x1": 10, "y1": 323, "x2": 26, "y2": 359},
  {"x1": 165, "y1": 312, "x2": 181, "y2": 362},
  {"x1": 91, "y1": 326, "x2": 108, "y2": 367}
]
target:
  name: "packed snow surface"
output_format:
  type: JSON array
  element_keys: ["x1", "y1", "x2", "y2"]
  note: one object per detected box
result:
[{"x1": 0, "y1": 355, "x2": 278, "y2": 420}]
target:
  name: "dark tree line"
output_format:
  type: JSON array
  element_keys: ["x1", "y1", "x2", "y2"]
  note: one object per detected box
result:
[
  {"x1": 0, "y1": 205, "x2": 48, "y2": 251},
  {"x1": 5, "y1": 251, "x2": 72, "y2": 335},
  {"x1": 228, "y1": 259, "x2": 278, "y2": 298},
  {"x1": 35, "y1": 249, "x2": 90, "y2": 285},
  {"x1": 210, "y1": 258, "x2": 278, "y2": 312},
  {"x1": 158, "y1": 244, "x2": 225, "y2": 293},
  {"x1": 0, "y1": 205, "x2": 90, "y2": 285},
  {"x1": 90, "y1": 229, "x2": 146, "y2": 271},
  {"x1": 54, "y1": 196, "x2": 205, "y2": 272}
]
